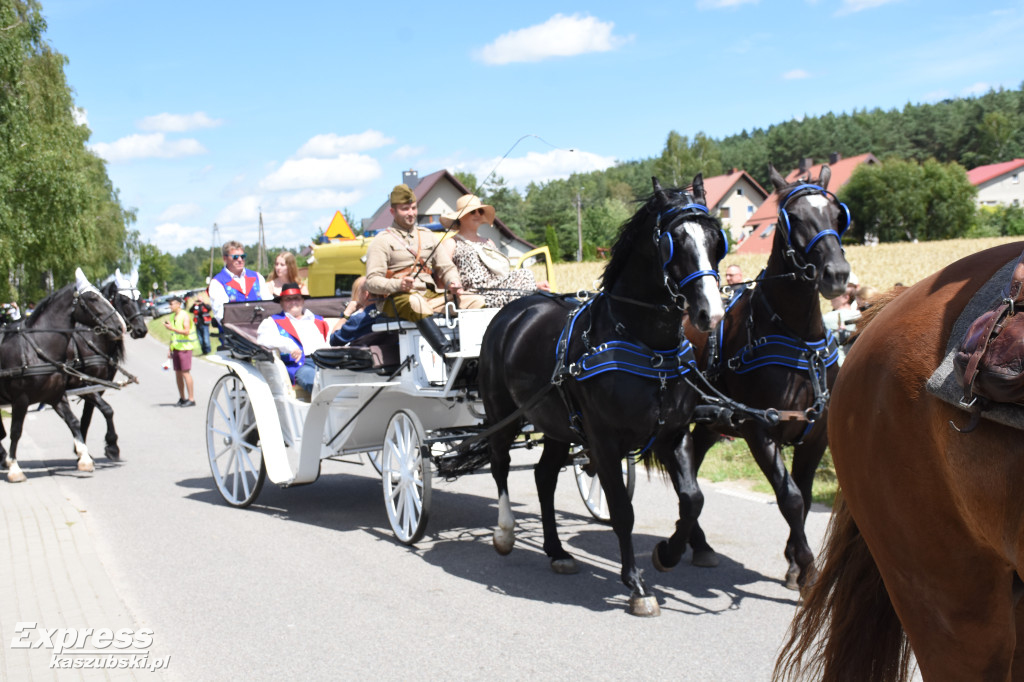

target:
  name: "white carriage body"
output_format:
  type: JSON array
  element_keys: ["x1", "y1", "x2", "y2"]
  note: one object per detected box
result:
[{"x1": 208, "y1": 305, "x2": 499, "y2": 488}]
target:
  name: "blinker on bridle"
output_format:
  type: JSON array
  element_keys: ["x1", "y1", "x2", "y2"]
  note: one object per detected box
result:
[
  {"x1": 655, "y1": 202, "x2": 728, "y2": 291},
  {"x1": 776, "y1": 183, "x2": 851, "y2": 280}
]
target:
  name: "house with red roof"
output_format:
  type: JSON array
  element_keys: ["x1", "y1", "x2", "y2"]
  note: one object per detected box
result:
[
  {"x1": 363, "y1": 169, "x2": 535, "y2": 259},
  {"x1": 700, "y1": 169, "x2": 769, "y2": 243},
  {"x1": 734, "y1": 152, "x2": 879, "y2": 254},
  {"x1": 967, "y1": 159, "x2": 1024, "y2": 208}
]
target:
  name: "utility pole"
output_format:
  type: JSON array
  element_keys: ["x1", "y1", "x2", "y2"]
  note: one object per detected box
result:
[
  {"x1": 575, "y1": 189, "x2": 583, "y2": 262},
  {"x1": 257, "y1": 210, "x2": 268, "y2": 274},
  {"x1": 208, "y1": 223, "x2": 220, "y2": 282}
]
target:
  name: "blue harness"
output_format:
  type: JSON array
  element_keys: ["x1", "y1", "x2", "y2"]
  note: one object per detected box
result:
[{"x1": 552, "y1": 294, "x2": 696, "y2": 452}]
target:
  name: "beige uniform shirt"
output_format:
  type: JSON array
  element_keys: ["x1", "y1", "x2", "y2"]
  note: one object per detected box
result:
[{"x1": 365, "y1": 224, "x2": 460, "y2": 296}]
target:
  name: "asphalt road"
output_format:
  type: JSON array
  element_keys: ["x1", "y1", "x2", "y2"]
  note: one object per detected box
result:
[{"x1": 10, "y1": 331, "x2": 831, "y2": 681}]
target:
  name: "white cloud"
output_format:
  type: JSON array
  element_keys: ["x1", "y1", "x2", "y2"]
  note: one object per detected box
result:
[
  {"x1": 158, "y1": 203, "x2": 202, "y2": 222},
  {"x1": 90, "y1": 133, "x2": 206, "y2": 162},
  {"x1": 296, "y1": 130, "x2": 394, "y2": 158},
  {"x1": 476, "y1": 14, "x2": 631, "y2": 65},
  {"x1": 215, "y1": 195, "x2": 263, "y2": 226},
  {"x1": 836, "y1": 0, "x2": 901, "y2": 15},
  {"x1": 259, "y1": 154, "x2": 381, "y2": 191},
  {"x1": 392, "y1": 145, "x2": 427, "y2": 160},
  {"x1": 152, "y1": 223, "x2": 213, "y2": 255},
  {"x1": 460, "y1": 149, "x2": 617, "y2": 192},
  {"x1": 138, "y1": 112, "x2": 224, "y2": 132},
  {"x1": 962, "y1": 82, "x2": 991, "y2": 96},
  {"x1": 72, "y1": 107, "x2": 88, "y2": 127},
  {"x1": 782, "y1": 69, "x2": 811, "y2": 80},
  {"x1": 275, "y1": 189, "x2": 364, "y2": 210},
  {"x1": 697, "y1": 0, "x2": 758, "y2": 8}
]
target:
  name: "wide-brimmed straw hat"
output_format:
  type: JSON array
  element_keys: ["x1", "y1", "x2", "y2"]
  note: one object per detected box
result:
[
  {"x1": 273, "y1": 282, "x2": 308, "y2": 302},
  {"x1": 439, "y1": 194, "x2": 495, "y2": 228}
]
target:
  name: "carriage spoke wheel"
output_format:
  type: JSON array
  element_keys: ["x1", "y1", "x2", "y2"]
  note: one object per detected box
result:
[
  {"x1": 382, "y1": 410, "x2": 431, "y2": 545},
  {"x1": 366, "y1": 450, "x2": 383, "y2": 475},
  {"x1": 573, "y1": 450, "x2": 636, "y2": 523},
  {"x1": 206, "y1": 373, "x2": 266, "y2": 508}
]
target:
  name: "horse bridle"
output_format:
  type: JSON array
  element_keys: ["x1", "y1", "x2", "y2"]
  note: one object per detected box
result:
[
  {"x1": 654, "y1": 202, "x2": 728, "y2": 305},
  {"x1": 777, "y1": 184, "x2": 851, "y2": 281},
  {"x1": 74, "y1": 287, "x2": 125, "y2": 339},
  {"x1": 111, "y1": 285, "x2": 147, "y2": 333}
]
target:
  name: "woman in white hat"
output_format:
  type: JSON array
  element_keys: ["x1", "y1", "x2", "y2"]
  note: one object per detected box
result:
[{"x1": 440, "y1": 195, "x2": 544, "y2": 308}]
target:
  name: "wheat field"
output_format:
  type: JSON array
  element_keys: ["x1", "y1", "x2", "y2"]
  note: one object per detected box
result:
[{"x1": 551, "y1": 236, "x2": 1024, "y2": 301}]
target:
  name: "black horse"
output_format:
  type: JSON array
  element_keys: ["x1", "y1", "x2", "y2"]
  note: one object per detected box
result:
[
  {"x1": 0, "y1": 269, "x2": 125, "y2": 482},
  {"x1": 72, "y1": 269, "x2": 148, "y2": 461},
  {"x1": 682, "y1": 165, "x2": 851, "y2": 591},
  {"x1": 478, "y1": 176, "x2": 728, "y2": 616}
]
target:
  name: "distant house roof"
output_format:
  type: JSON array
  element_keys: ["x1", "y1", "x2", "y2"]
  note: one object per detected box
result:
[
  {"x1": 735, "y1": 153, "x2": 879, "y2": 254},
  {"x1": 701, "y1": 169, "x2": 768, "y2": 209},
  {"x1": 967, "y1": 159, "x2": 1024, "y2": 187},
  {"x1": 364, "y1": 169, "x2": 527, "y2": 246}
]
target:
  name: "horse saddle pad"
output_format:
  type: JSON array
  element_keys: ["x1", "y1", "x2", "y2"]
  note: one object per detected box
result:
[
  {"x1": 953, "y1": 247, "x2": 1024, "y2": 405},
  {"x1": 926, "y1": 254, "x2": 1024, "y2": 431}
]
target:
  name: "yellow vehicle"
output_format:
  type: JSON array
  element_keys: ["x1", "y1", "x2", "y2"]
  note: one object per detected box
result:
[{"x1": 306, "y1": 237, "x2": 556, "y2": 297}]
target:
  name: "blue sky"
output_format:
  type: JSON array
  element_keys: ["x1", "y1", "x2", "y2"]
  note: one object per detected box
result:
[{"x1": 41, "y1": 0, "x2": 1024, "y2": 255}]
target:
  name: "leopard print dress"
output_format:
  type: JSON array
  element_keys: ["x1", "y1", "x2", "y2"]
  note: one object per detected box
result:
[{"x1": 451, "y1": 238, "x2": 537, "y2": 308}]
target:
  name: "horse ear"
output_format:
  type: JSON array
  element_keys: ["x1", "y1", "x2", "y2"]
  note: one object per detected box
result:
[
  {"x1": 769, "y1": 164, "x2": 787, "y2": 192},
  {"x1": 691, "y1": 173, "x2": 705, "y2": 204},
  {"x1": 652, "y1": 177, "x2": 669, "y2": 203},
  {"x1": 818, "y1": 165, "x2": 831, "y2": 190},
  {"x1": 75, "y1": 267, "x2": 88, "y2": 289},
  {"x1": 130, "y1": 268, "x2": 139, "y2": 287}
]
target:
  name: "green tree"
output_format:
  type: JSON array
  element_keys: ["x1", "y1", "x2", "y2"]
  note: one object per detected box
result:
[{"x1": 840, "y1": 159, "x2": 976, "y2": 243}]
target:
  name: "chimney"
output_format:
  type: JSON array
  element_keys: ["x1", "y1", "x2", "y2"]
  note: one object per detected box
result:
[
  {"x1": 798, "y1": 157, "x2": 813, "y2": 175},
  {"x1": 829, "y1": 152, "x2": 840, "y2": 165},
  {"x1": 402, "y1": 169, "x2": 419, "y2": 189}
]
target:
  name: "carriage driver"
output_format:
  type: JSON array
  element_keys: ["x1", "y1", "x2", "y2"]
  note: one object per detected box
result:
[
  {"x1": 256, "y1": 283, "x2": 330, "y2": 395},
  {"x1": 208, "y1": 240, "x2": 274, "y2": 322},
  {"x1": 364, "y1": 183, "x2": 480, "y2": 358}
]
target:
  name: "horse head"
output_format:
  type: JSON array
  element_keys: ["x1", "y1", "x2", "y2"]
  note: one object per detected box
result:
[
  {"x1": 650, "y1": 176, "x2": 727, "y2": 332},
  {"x1": 74, "y1": 268, "x2": 127, "y2": 339},
  {"x1": 108, "y1": 268, "x2": 148, "y2": 339},
  {"x1": 769, "y1": 164, "x2": 851, "y2": 299}
]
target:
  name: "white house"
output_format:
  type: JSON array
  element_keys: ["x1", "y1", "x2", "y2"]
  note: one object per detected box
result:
[{"x1": 967, "y1": 159, "x2": 1024, "y2": 208}]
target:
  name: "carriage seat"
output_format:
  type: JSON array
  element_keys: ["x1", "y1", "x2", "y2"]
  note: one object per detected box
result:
[{"x1": 314, "y1": 331, "x2": 400, "y2": 373}]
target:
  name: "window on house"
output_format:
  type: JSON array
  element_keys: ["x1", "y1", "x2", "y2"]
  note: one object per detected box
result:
[
  {"x1": 736, "y1": 188, "x2": 744, "y2": 196},
  {"x1": 762, "y1": 225, "x2": 775, "y2": 238},
  {"x1": 719, "y1": 207, "x2": 731, "y2": 219},
  {"x1": 1013, "y1": 173, "x2": 1020, "y2": 184},
  {"x1": 747, "y1": 205, "x2": 754, "y2": 213}
]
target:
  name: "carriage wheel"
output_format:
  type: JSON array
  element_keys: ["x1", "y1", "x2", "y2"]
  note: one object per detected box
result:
[
  {"x1": 573, "y1": 450, "x2": 636, "y2": 523},
  {"x1": 206, "y1": 373, "x2": 266, "y2": 508},
  {"x1": 381, "y1": 410, "x2": 432, "y2": 545}
]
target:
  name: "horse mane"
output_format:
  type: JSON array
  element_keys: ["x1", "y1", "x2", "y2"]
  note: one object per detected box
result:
[
  {"x1": 25, "y1": 284, "x2": 74, "y2": 328},
  {"x1": 600, "y1": 189, "x2": 717, "y2": 291}
]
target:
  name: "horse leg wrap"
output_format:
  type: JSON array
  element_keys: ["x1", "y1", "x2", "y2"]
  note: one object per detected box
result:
[{"x1": 493, "y1": 492, "x2": 515, "y2": 555}]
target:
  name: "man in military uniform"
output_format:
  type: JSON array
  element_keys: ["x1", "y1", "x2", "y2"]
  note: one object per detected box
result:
[{"x1": 365, "y1": 184, "x2": 477, "y2": 356}]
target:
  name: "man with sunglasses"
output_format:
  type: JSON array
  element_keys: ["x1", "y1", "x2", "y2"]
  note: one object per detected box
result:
[{"x1": 209, "y1": 240, "x2": 273, "y2": 322}]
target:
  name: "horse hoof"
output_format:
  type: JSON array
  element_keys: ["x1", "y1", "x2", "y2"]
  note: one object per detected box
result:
[
  {"x1": 691, "y1": 550, "x2": 720, "y2": 568},
  {"x1": 651, "y1": 541, "x2": 679, "y2": 573},
  {"x1": 104, "y1": 448, "x2": 120, "y2": 461},
  {"x1": 627, "y1": 594, "x2": 661, "y2": 617},
  {"x1": 7, "y1": 470, "x2": 26, "y2": 483},
  {"x1": 78, "y1": 460, "x2": 94, "y2": 473},
  {"x1": 493, "y1": 528, "x2": 514, "y2": 556},
  {"x1": 785, "y1": 569, "x2": 800, "y2": 591},
  {"x1": 550, "y1": 557, "x2": 578, "y2": 575}
]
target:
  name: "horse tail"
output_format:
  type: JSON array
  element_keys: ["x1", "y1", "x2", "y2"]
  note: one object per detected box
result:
[{"x1": 773, "y1": 493, "x2": 913, "y2": 682}]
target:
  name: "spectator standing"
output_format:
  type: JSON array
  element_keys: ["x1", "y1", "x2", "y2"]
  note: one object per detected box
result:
[
  {"x1": 823, "y1": 290, "x2": 860, "y2": 365},
  {"x1": 163, "y1": 295, "x2": 197, "y2": 406},
  {"x1": 722, "y1": 264, "x2": 747, "y2": 302},
  {"x1": 208, "y1": 240, "x2": 273, "y2": 322},
  {"x1": 189, "y1": 292, "x2": 213, "y2": 355}
]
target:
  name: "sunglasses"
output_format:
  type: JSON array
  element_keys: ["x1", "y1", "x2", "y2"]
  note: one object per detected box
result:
[
  {"x1": 229, "y1": 254, "x2": 246, "y2": 260},
  {"x1": 471, "y1": 208, "x2": 487, "y2": 217}
]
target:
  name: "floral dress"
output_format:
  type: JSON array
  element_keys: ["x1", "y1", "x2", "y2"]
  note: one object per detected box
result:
[{"x1": 451, "y1": 238, "x2": 537, "y2": 308}]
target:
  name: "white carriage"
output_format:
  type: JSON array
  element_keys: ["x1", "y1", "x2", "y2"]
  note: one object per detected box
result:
[{"x1": 205, "y1": 296, "x2": 634, "y2": 544}]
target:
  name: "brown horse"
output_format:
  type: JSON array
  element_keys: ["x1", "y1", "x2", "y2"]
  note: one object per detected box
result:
[{"x1": 775, "y1": 241, "x2": 1024, "y2": 682}]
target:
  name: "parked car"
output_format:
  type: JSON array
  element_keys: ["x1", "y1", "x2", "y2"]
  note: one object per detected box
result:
[
  {"x1": 151, "y1": 294, "x2": 174, "y2": 318},
  {"x1": 140, "y1": 298, "x2": 156, "y2": 317}
]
